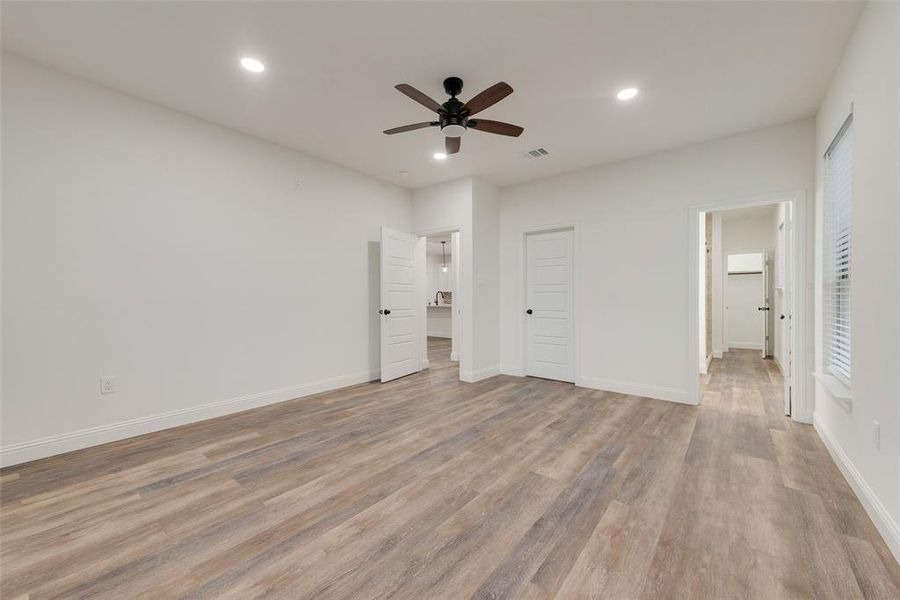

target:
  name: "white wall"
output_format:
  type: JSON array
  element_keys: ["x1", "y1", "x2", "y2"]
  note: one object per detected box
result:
[
  {"x1": 471, "y1": 178, "x2": 500, "y2": 378},
  {"x1": 1, "y1": 55, "x2": 413, "y2": 465},
  {"x1": 412, "y1": 177, "x2": 500, "y2": 381},
  {"x1": 499, "y1": 119, "x2": 814, "y2": 403},
  {"x1": 425, "y1": 249, "x2": 453, "y2": 338},
  {"x1": 412, "y1": 178, "x2": 474, "y2": 378},
  {"x1": 425, "y1": 251, "x2": 453, "y2": 305},
  {"x1": 812, "y1": 1, "x2": 900, "y2": 559}
]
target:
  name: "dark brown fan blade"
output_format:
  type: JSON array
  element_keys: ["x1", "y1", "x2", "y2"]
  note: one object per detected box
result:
[
  {"x1": 462, "y1": 82, "x2": 513, "y2": 116},
  {"x1": 395, "y1": 84, "x2": 444, "y2": 113},
  {"x1": 468, "y1": 119, "x2": 524, "y2": 137},
  {"x1": 446, "y1": 136, "x2": 461, "y2": 154},
  {"x1": 383, "y1": 122, "x2": 438, "y2": 135}
]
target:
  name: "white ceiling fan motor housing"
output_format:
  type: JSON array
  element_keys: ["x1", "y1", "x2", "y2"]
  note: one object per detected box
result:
[{"x1": 442, "y1": 124, "x2": 466, "y2": 137}]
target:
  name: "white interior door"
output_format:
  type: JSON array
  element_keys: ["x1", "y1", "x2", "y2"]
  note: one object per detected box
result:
[
  {"x1": 761, "y1": 250, "x2": 770, "y2": 358},
  {"x1": 380, "y1": 226, "x2": 421, "y2": 382},
  {"x1": 781, "y1": 209, "x2": 793, "y2": 414},
  {"x1": 525, "y1": 229, "x2": 574, "y2": 383},
  {"x1": 725, "y1": 252, "x2": 766, "y2": 351}
]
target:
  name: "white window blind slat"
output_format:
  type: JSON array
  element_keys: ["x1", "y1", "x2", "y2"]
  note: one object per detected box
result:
[{"x1": 823, "y1": 116, "x2": 853, "y2": 386}]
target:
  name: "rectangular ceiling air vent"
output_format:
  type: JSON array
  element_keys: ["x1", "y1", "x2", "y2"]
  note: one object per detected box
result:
[{"x1": 522, "y1": 147, "x2": 550, "y2": 159}]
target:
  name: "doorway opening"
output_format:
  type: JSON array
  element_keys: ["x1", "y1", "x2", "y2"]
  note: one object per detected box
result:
[
  {"x1": 378, "y1": 226, "x2": 462, "y2": 383},
  {"x1": 425, "y1": 233, "x2": 458, "y2": 372},
  {"x1": 697, "y1": 200, "x2": 797, "y2": 416}
]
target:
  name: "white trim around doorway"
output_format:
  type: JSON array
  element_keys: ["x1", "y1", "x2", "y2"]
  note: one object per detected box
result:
[
  {"x1": 688, "y1": 189, "x2": 813, "y2": 423},
  {"x1": 512, "y1": 223, "x2": 581, "y2": 386},
  {"x1": 415, "y1": 225, "x2": 464, "y2": 381}
]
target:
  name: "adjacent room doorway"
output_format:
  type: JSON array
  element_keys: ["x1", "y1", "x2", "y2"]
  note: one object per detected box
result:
[
  {"x1": 694, "y1": 195, "x2": 804, "y2": 419},
  {"x1": 725, "y1": 251, "x2": 769, "y2": 355},
  {"x1": 379, "y1": 226, "x2": 462, "y2": 383}
]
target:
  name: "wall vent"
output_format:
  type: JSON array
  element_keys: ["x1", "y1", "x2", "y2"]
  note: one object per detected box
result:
[{"x1": 522, "y1": 147, "x2": 550, "y2": 159}]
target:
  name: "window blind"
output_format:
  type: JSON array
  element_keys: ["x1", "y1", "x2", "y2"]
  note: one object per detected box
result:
[{"x1": 823, "y1": 115, "x2": 852, "y2": 385}]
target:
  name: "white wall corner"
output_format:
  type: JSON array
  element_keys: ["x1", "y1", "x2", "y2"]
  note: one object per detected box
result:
[
  {"x1": 0, "y1": 368, "x2": 380, "y2": 467},
  {"x1": 814, "y1": 413, "x2": 900, "y2": 563},
  {"x1": 463, "y1": 365, "x2": 501, "y2": 383},
  {"x1": 578, "y1": 376, "x2": 695, "y2": 405}
]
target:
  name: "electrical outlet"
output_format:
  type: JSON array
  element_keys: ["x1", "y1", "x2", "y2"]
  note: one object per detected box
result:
[
  {"x1": 872, "y1": 420, "x2": 880, "y2": 450},
  {"x1": 100, "y1": 376, "x2": 117, "y2": 395}
]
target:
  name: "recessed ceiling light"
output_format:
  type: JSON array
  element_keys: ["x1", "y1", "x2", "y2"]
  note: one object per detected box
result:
[
  {"x1": 433, "y1": 152, "x2": 447, "y2": 160},
  {"x1": 617, "y1": 87, "x2": 639, "y2": 101},
  {"x1": 240, "y1": 57, "x2": 265, "y2": 73}
]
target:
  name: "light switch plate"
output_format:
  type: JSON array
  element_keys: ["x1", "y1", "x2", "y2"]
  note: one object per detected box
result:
[{"x1": 100, "y1": 376, "x2": 117, "y2": 395}]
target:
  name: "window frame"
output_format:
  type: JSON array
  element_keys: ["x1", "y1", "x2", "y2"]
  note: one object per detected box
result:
[{"x1": 822, "y1": 113, "x2": 853, "y2": 388}]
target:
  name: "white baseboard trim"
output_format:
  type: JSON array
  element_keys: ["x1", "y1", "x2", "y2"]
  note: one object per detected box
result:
[
  {"x1": 728, "y1": 341, "x2": 763, "y2": 350},
  {"x1": 578, "y1": 376, "x2": 694, "y2": 405},
  {"x1": 426, "y1": 333, "x2": 451, "y2": 339},
  {"x1": 461, "y1": 365, "x2": 501, "y2": 383},
  {"x1": 814, "y1": 413, "x2": 900, "y2": 562},
  {"x1": 450, "y1": 352, "x2": 459, "y2": 362},
  {"x1": 713, "y1": 350, "x2": 723, "y2": 359},
  {"x1": 500, "y1": 364, "x2": 525, "y2": 377},
  {"x1": 0, "y1": 368, "x2": 380, "y2": 468},
  {"x1": 699, "y1": 355, "x2": 711, "y2": 375},
  {"x1": 421, "y1": 359, "x2": 430, "y2": 370}
]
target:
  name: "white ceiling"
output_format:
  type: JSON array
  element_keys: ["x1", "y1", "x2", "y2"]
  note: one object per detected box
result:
[
  {"x1": 1, "y1": 1, "x2": 862, "y2": 189},
  {"x1": 719, "y1": 204, "x2": 778, "y2": 222}
]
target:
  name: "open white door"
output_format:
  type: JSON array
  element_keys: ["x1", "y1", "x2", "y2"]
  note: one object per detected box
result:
[
  {"x1": 380, "y1": 226, "x2": 421, "y2": 382},
  {"x1": 761, "y1": 250, "x2": 770, "y2": 358},
  {"x1": 781, "y1": 208, "x2": 793, "y2": 415}
]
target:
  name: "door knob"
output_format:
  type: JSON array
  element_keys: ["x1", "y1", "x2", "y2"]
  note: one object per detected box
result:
[
  {"x1": 380, "y1": 309, "x2": 391, "y2": 315},
  {"x1": 780, "y1": 314, "x2": 785, "y2": 320},
  {"x1": 757, "y1": 306, "x2": 770, "y2": 311},
  {"x1": 526, "y1": 309, "x2": 533, "y2": 315}
]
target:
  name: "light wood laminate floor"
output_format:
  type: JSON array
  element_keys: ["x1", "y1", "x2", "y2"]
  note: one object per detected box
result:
[{"x1": 1, "y1": 345, "x2": 898, "y2": 599}]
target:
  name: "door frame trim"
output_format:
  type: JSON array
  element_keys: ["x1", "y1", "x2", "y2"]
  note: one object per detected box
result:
[
  {"x1": 520, "y1": 223, "x2": 580, "y2": 385},
  {"x1": 688, "y1": 189, "x2": 812, "y2": 422}
]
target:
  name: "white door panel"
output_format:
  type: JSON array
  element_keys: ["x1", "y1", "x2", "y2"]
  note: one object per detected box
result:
[
  {"x1": 725, "y1": 251, "x2": 766, "y2": 351},
  {"x1": 761, "y1": 251, "x2": 769, "y2": 358},
  {"x1": 381, "y1": 226, "x2": 421, "y2": 382},
  {"x1": 525, "y1": 229, "x2": 575, "y2": 382}
]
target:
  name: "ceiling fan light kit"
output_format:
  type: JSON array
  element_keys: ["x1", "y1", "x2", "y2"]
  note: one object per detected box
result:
[{"x1": 384, "y1": 77, "x2": 524, "y2": 155}]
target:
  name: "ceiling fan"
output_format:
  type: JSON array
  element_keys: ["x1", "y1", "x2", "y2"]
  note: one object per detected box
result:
[{"x1": 384, "y1": 77, "x2": 524, "y2": 155}]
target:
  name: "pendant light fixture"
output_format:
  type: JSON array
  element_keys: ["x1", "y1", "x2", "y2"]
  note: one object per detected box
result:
[{"x1": 440, "y1": 241, "x2": 449, "y2": 273}]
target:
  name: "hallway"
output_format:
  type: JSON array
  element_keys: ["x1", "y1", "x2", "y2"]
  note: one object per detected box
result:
[{"x1": 695, "y1": 349, "x2": 899, "y2": 598}]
